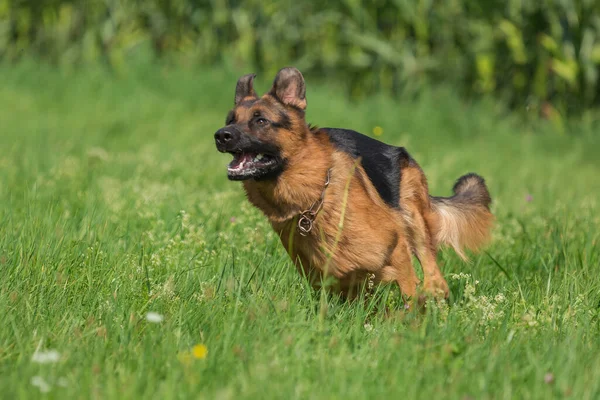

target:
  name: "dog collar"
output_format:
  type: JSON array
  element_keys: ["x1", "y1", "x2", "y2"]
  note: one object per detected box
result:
[{"x1": 297, "y1": 168, "x2": 331, "y2": 236}]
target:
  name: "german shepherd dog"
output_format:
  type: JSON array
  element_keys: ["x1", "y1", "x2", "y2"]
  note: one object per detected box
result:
[{"x1": 214, "y1": 67, "x2": 493, "y2": 303}]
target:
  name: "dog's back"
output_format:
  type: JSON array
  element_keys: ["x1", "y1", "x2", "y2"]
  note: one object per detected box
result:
[
  {"x1": 325, "y1": 127, "x2": 494, "y2": 260},
  {"x1": 324, "y1": 127, "x2": 407, "y2": 208}
]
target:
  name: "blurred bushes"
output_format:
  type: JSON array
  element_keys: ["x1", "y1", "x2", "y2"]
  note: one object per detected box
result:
[{"x1": 1, "y1": 0, "x2": 600, "y2": 115}]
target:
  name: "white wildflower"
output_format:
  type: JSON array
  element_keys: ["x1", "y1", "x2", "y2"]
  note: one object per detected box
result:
[
  {"x1": 31, "y1": 376, "x2": 51, "y2": 393},
  {"x1": 32, "y1": 349, "x2": 61, "y2": 364},
  {"x1": 146, "y1": 312, "x2": 164, "y2": 323},
  {"x1": 450, "y1": 273, "x2": 471, "y2": 281}
]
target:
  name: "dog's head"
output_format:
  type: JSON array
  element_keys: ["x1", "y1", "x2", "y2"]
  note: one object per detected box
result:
[{"x1": 214, "y1": 67, "x2": 309, "y2": 181}]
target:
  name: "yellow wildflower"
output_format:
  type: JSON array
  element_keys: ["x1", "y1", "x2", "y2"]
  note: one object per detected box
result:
[
  {"x1": 192, "y1": 344, "x2": 208, "y2": 359},
  {"x1": 372, "y1": 126, "x2": 383, "y2": 136}
]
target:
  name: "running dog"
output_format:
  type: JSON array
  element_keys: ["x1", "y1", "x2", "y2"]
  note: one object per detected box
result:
[{"x1": 214, "y1": 67, "x2": 493, "y2": 302}]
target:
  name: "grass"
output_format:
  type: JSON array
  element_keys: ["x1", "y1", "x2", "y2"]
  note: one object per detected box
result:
[{"x1": 1, "y1": 60, "x2": 600, "y2": 399}]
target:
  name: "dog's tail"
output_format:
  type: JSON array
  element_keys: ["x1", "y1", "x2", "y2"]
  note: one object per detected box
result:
[{"x1": 430, "y1": 173, "x2": 494, "y2": 260}]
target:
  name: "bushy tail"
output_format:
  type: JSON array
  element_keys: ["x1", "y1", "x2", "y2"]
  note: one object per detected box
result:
[{"x1": 430, "y1": 173, "x2": 494, "y2": 260}]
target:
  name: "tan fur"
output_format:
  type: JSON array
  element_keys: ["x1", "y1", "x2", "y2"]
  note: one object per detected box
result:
[
  {"x1": 250, "y1": 148, "x2": 420, "y2": 299},
  {"x1": 430, "y1": 176, "x2": 494, "y2": 260},
  {"x1": 397, "y1": 164, "x2": 450, "y2": 297}
]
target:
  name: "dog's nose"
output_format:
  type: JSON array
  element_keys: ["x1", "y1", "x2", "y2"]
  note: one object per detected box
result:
[{"x1": 214, "y1": 128, "x2": 238, "y2": 148}]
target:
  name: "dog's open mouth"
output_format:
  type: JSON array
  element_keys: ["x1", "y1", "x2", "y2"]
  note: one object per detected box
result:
[{"x1": 227, "y1": 152, "x2": 280, "y2": 180}]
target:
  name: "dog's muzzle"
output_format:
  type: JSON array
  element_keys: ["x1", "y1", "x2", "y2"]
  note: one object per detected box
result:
[{"x1": 214, "y1": 126, "x2": 241, "y2": 152}]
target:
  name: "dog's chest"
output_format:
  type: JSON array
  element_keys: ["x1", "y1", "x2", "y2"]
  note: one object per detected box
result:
[
  {"x1": 273, "y1": 220, "x2": 329, "y2": 275},
  {"x1": 272, "y1": 217, "x2": 393, "y2": 281}
]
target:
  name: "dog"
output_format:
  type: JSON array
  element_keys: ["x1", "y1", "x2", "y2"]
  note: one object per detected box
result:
[{"x1": 214, "y1": 67, "x2": 493, "y2": 302}]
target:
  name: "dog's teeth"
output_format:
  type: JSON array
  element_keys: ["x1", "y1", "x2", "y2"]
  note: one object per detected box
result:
[{"x1": 255, "y1": 153, "x2": 264, "y2": 161}]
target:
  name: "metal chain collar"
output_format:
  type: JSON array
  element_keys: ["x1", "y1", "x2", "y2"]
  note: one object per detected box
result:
[{"x1": 297, "y1": 169, "x2": 331, "y2": 236}]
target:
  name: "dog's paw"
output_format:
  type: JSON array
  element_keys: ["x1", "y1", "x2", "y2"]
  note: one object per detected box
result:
[{"x1": 422, "y1": 276, "x2": 450, "y2": 300}]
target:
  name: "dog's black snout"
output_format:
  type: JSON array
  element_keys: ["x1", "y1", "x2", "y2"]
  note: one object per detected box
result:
[
  {"x1": 214, "y1": 128, "x2": 239, "y2": 150},
  {"x1": 215, "y1": 130, "x2": 231, "y2": 144}
]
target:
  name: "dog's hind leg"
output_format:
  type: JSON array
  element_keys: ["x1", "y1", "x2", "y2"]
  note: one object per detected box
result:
[{"x1": 399, "y1": 164, "x2": 449, "y2": 299}]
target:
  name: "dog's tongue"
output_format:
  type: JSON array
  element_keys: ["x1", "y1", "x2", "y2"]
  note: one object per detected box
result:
[{"x1": 230, "y1": 153, "x2": 255, "y2": 169}]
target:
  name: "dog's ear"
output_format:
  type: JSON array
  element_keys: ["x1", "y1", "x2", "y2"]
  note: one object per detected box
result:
[
  {"x1": 269, "y1": 67, "x2": 307, "y2": 110},
  {"x1": 235, "y1": 73, "x2": 257, "y2": 105}
]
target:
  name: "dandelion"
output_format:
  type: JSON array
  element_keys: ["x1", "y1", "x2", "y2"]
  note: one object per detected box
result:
[
  {"x1": 192, "y1": 344, "x2": 208, "y2": 359},
  {"x1": 32, "y1": 349, "x2": 61, "y2": 364},
  {"x1": 372, "y1": 126, "x2": 384, "y2": 136},
  {"x1": 146, "y1": 312, "x2": 164, "y2": 323},
  {"x1": 31, "y1": 376, "x2": 51, "y2": 393},
  {"x1": 178, "y1": 344, "x2": 208, "y2": 365}
]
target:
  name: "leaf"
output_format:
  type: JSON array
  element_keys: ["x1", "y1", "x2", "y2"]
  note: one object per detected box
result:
[
  {"x1": 498, "y1": 19, "x2": 527, "y2": 64},
  {"x1": 551, "y1": 58, "x2": 579, "y2": 87}
]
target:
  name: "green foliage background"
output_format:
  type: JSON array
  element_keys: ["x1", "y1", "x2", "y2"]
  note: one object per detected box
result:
[{"x1": 2, "y1": 0, "x2": 600, "y2": 116}]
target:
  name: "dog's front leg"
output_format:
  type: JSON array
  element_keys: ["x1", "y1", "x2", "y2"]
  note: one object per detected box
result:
[{"x1": 378, "y1": 237, "x2": 420, "y2": 304}]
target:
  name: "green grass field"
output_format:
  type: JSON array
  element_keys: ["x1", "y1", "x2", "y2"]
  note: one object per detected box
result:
[{"x1": 1, "y1": 61, "x2": 600, "y2": 399}]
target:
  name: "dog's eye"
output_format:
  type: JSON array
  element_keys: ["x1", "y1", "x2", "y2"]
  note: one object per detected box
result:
[{"x1": 256, "y1": 117, "x2": 268, "y2": 126}]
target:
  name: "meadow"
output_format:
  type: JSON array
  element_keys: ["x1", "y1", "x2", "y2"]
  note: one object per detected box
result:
[{"x1": 1, "y1": 61, "x2": 600, "y2": 399}]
